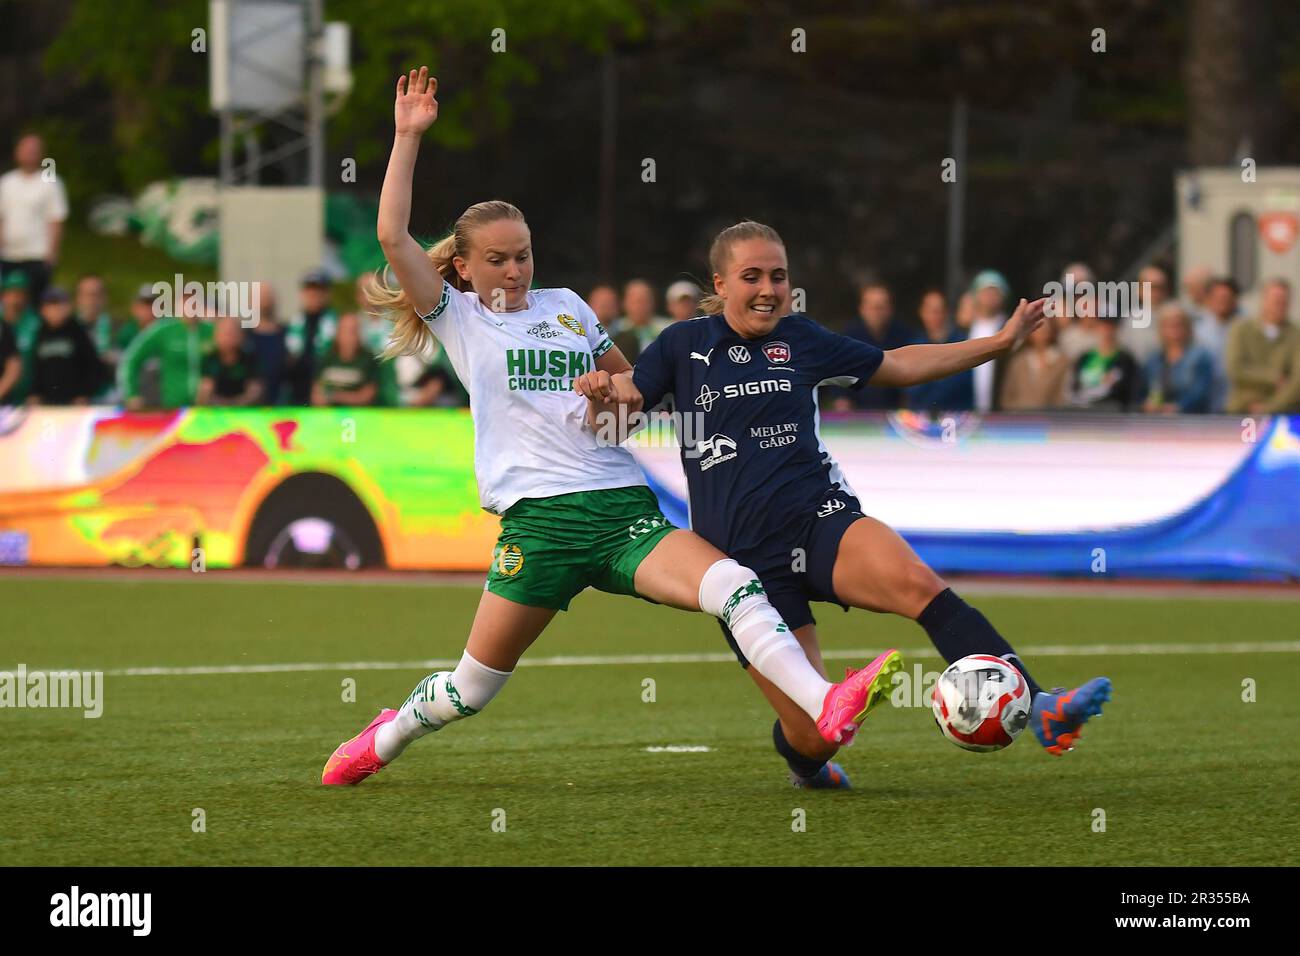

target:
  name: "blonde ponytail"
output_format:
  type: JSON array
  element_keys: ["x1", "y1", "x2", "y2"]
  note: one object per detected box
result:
[
  {"x1": 367, "y1": 200, "x2": 527, "y2": 359},
  {"x1": 698, "y1": 220, "x2": 785, "y2": 315}
]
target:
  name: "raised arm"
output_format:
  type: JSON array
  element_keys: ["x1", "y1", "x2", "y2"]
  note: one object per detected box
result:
[
  {"x1": 870, "y1": 297, "x2": 1046, "y2": 388},
  {"x1": 377, "y1": 66, "x2": 445, "y2": 318}
]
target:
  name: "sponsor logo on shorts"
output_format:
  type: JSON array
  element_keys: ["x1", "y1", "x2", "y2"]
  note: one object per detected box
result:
[
  {"x1": 556, "y1": 313, "x2": 586, "y2": 337},
  {"x1": 697, "y1": 433, "x2": 738, "y2": 471},
  {"x1": 763, "y1": 341, "x2": 791, "y2": 364},
  {"x1": 728, "y1": 345, "x2": 751, "y2": 364},
  {"x1": 527, "y1": 321, "x2": 563, "y2": 339},
  {"x1": 751, "y1": 422, "x2": 798, "y2": 448},
  {"x1": 496, "y1": 543, "x2": 525, "y2": 576},
  {"x1": 817, "y1": 498, "x2": 846, "y2": 518},
  {"x1": 628, "y1": 514, "x2": 670, "y2": 539}
]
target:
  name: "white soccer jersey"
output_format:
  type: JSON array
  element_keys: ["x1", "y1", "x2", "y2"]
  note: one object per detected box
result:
[{"x1": 419, "y1": 284, "x2": 647, "y2": 514}]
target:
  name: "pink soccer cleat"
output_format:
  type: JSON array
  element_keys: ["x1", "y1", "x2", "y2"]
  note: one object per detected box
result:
[
  {"x1": 815, "y1": 649, "x2": 904, "y2": 746},
  {"x1": 321, "y1": 708, "x2": 398, "y2": 785}
]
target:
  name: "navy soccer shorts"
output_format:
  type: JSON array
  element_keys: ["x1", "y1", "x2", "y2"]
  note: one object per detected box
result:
[{"x1": 719, "y1": 489, "x2": 864, "y2": 668}]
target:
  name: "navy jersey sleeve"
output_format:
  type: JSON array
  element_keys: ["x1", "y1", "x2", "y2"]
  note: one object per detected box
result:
[
  {"x1": 801, "y1": 317, "x2": 884, "y2": 389},
  {"x1": 632, "y1": 323, "x2": 678, "y2": 411}
]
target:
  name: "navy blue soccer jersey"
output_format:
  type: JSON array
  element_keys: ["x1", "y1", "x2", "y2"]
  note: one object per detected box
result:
[{"x1": 632, "y1": 312, "x2": 884, "y2": 556}]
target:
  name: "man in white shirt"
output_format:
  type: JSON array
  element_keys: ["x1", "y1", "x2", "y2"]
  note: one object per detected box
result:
[
  {"x1": 0, "y1": 134, "x2": 68, "y2": 307},
  {"x1": 967, "y1": 269, "x2": 1009, "y2": 412}
]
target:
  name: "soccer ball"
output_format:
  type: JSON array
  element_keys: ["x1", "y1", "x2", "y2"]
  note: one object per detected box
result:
[{"x1": 931, "y1": 655, "x2": 1032, "y2": 752}]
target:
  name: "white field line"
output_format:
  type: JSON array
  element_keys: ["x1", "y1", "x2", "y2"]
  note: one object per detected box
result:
[
  {"x1": 2, "y1": 569, "x2": 1299, "y2": 601},
  {"x1": 20, "y1": 639, "x2": 1298, "y2": 678},
  {"x1": 643, "y1": 746, "x2": 713, "y2": 753}
]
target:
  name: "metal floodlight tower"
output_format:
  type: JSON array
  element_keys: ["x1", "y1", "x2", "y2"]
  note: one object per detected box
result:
[{"x1": 209, "y1": 0, "x2": 351, "y2": 315}]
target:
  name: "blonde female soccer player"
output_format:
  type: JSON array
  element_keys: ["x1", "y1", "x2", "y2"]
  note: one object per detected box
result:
[
  {"x1": 321, "y1": 70, "x2": 902, "y2": 786},
  {"x1": 576, "y1": 221, "x2": 1111, "y2": 788}
]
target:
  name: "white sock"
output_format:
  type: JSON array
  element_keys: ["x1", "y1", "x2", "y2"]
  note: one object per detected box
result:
[
  {"x1": 374, "y1": 650, "x2": 512, "y2": 763},
  {"x1": 697, "y1": 558, "x2": 832, "y2": 720}
]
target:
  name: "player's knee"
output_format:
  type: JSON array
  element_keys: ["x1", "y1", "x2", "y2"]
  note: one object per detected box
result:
[
  {"x1": 698, "y1": 557, "x2": 770, "y2": 624},
  {"x1": 903, "y1": 561, "x2": 946, "y2": 616}
]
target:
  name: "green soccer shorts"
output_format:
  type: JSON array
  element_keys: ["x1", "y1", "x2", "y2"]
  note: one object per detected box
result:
[{"x1": 485, "y1": 485, "x2": 678, "y2": 611}]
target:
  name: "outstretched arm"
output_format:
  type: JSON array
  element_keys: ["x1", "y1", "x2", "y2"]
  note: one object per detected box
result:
[
  {"x1": 870, "y1": 297, "x2": 1046, "y2": 388},
  {"x1": 377, "y1": 66, "x2": 444, "y2": 318}
]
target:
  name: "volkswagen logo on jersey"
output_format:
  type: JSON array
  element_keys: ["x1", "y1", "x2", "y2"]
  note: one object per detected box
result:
[
  {"x1": 763, "y1": 341, "x2": 791, "y2": 364},
  {"x1": 696, "y1": 433, "x2": 738, "y2": 471},
  {"x1": 816, "y1": 498, "x2": 846, "y2": 518},
  {"x1": 728, "y1": 345, "x2": 751, "y2": 364},
  {"x1": 695, "y1": 383, "x2": 721, "y2": 411}
]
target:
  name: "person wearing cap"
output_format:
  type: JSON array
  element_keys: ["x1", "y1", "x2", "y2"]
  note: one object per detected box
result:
[
  {"x1": 0, "y1": 270, "x2": 40, "y2": 402},
  {"x1": 286, "y1": 269, "x2": 339, "y2": 404},
  {"x1": 1070, "y1": 310, "x2": 1143, "y2": 411},
  {"x1": 29, "y1": 287, "x2": 102, "y2": 405},
  {"x1": 116, "y1": 284, "x2": 214, "y2": 409},
  {"x1": 966, "y1": 269, "x2": 1010, "y2": 413},
  {"x1": 608, "y1": 279, "x2": 669, "y2": 363},
  {"x1": 0, "y1": 133, "x2": 68, "y2": 307},
  {"x1": 665, "y1": 280, "x2": 702, "y2": 323}
]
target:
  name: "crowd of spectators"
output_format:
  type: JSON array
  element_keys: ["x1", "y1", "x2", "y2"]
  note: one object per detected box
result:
[
  {"x1": 808, "y1": 265, "x2": 1300, "y2": 415},
  {"x1": 3, "y1": 132, "x2": 1297, "y2": 414}
]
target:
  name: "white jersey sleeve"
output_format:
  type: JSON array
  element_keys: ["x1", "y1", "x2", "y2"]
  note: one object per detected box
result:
[{"x1": 569, "y1": 294, "x2": 615, "y2": 361}]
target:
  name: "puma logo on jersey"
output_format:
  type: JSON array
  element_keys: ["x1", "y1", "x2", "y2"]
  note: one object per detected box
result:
[{"x1": 690, "y1": 349, "x2": 714, "y2": 366}]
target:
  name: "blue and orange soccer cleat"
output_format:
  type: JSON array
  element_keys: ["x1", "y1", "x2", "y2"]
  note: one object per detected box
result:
[
  {"x1": 1031, "y1": 678, "x2": 1112, "y2": 755},
  {"x1": 322, "y1": 708, "x2": 397, "y2": 785},
  {"x1": 791, "y1": 761, "x2": 851, "y2": 789},
  {"x1": 815, "y1": 649, "x2": 904, "y2": 746}
]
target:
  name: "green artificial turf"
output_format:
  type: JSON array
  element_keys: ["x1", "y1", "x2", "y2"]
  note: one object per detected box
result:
[{"x1": 1, "y1": 578, "x2": 1297, "y2": 866}]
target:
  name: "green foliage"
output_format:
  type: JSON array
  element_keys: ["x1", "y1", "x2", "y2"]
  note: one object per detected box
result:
[
  {"x1": 45, "y1": 0, "x2": 210, "y2": 193},
  {"x1": 326, "y1": 0, "x2": 650, "y2": 166}
]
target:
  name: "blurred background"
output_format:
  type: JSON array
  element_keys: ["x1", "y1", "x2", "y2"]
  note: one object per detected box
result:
[{"x1": 1, "y1": 0, "x2": 1298, "y2": 578}]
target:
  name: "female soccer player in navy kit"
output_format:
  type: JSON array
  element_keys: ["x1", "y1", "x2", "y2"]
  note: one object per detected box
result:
[{"x1": 576, "y1": 221, "x2": 1111, "y2": 788}]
